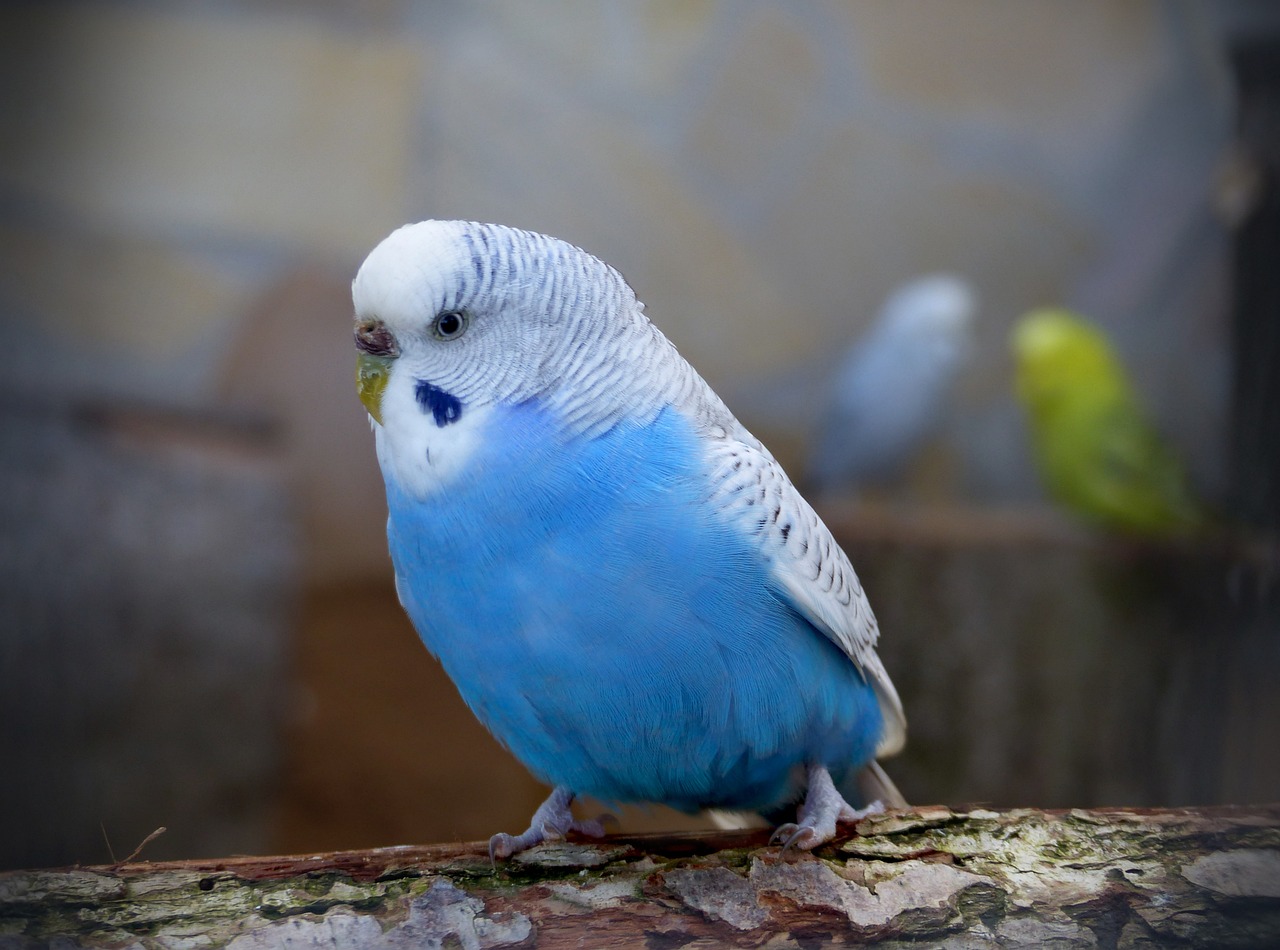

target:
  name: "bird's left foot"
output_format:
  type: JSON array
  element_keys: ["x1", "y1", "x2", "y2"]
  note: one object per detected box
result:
[
  {"x1": 488, "y1": 786, "x2": 614, "y2": 861},
  {"x1": 770, "y1": 764, "x2": 885, "y2": 853}
]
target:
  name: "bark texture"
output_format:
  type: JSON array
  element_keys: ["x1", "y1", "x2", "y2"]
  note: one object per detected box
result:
[{"x1": 3, "y1": 805, "x2": 1279, "y2": 948}]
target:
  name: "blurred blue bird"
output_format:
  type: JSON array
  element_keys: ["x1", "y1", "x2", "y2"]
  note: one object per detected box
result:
[
  {"x1": 352, "y1": 221, "x2": 906, "y2": 858},
  {"x1": 807, "y1": 275, "x2": 976, "y2": 493}
]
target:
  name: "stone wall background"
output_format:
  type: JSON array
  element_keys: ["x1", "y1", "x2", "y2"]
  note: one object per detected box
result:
[{"x1": 1, "y1": 1, "x2": 1276, "y2": 868}]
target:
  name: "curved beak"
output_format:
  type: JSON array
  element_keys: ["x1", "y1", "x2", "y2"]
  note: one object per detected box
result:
[{"x1": 356, "y1": 351, "x2": 393, "y2": 425}]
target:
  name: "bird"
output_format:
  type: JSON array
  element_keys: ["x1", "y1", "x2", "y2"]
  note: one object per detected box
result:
[
  {"x1": 1011, "y1": 308, "x2": 1203, "y2": 535},
  {"x1": 351, "y1": 221, "x2": 907, "y2": 859},
  {"x1": 807, "y1": 274, "x2": 976, "y2": 494}
]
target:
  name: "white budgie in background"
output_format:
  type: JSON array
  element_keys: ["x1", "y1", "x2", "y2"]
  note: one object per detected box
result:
[{"x1": 807, "y1": 275, "x2": 977, "y2": 494}]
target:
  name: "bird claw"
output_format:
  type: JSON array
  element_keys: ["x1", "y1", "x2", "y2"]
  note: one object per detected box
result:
[
  {"x1": 769, "y1": 822, "x2": 816, "y2": 855},
  {"x1": 769, "y1": 822, "x2": 797, "y2": 847},
  {"x1": 488, "y1": 787, "x2": 612, "y2": 863},
  {"x1": 770, "y1": 765, "x2": 887, "y2": 854},
  {"x1": 488, "y1": 830, "x2": 535, "y2": 863}
]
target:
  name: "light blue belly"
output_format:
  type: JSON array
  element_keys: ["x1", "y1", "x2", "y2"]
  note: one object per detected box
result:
[{"x1": 384, "y1": 403, "x2": 883, "y2": 812}]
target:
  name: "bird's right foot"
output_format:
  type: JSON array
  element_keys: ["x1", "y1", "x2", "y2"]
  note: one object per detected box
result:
[
  {"x1": 769, "y1": 763, "x2": 885, "y2": 853},
  {"x1": 488, "y1": 786, "x2": 613, "y2": 861}
]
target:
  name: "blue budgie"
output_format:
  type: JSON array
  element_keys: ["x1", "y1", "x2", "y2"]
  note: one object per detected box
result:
[
  {"x1": 352, "y1": 221, "x2": 907, "y2": 858},
  {"x1": 808, "y1": 275, "x2": 976, "y2": 493}
]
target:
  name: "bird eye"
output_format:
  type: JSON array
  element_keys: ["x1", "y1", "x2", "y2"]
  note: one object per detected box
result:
[
  {"x1": 355, "y1": 321, "x2": 398, "y2": 357},
  {"x1": 432, "y1": 310, "x2": 469, "y2": 341}
]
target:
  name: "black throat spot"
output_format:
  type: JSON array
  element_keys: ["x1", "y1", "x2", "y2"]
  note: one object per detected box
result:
[{"x1": 415, "y1": 380, "x2": 463, "y2": 428}]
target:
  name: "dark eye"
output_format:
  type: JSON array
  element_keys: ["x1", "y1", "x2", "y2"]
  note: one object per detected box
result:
[
  {"x1": 432, "y1": 310, "x2": 468, "y2": 341},
  {"x1": 355, "y1": 321, "x2": 398, "y2": 357}
]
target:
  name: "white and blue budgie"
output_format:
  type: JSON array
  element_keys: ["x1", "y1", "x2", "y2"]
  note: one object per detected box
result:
[
  {"x1": 352, "y1": 221, "x2": 907, "y2": 858},
  {"x1": 807, "y1": 275, "x2": 976, "y2": 493}
]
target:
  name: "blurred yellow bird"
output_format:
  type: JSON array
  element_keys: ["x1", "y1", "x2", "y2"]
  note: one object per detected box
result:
[{"x1": 1011, "y1": 309, "x2": 1203, "y2": 535}]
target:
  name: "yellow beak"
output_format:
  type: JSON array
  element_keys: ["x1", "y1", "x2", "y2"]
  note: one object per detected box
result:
[{"x1": 356, "y1": 351, "x2": 393, "y2": 425}]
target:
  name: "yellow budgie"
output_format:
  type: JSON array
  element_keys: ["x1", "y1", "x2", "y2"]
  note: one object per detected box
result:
[{"x1": 1011, "y1": 309, "x2": 1203, "y2": 535}]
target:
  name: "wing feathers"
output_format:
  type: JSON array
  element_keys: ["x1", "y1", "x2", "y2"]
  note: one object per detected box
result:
[{"x1": 702, "y1": 424, "x2": 907, "y2": 758}]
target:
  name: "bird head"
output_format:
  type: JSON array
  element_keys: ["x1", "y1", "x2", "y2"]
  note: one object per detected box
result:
[
  {"x1": 880, "y1": 274, "x2": 976, "y2": 343},
  {"x1": 351, "y1": 221, "x2": 705, "y2": 496},
  {"x1": 354, "y1": 221, "x2": 633, "y2": 425},
  {"x1": 1011, "y1": 308, "x2": 1128, "y2": 410}
]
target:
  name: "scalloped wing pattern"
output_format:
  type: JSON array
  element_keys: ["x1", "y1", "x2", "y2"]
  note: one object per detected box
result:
[{"x1": 701, "y1": 421, "x2": 907, "y2": 758}]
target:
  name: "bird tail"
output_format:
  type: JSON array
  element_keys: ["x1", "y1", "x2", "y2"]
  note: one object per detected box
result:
[
  {"x1": 856, "y1": 760, "x2": 908, "y2": 809},
  {"x1": 704, "y1": 809, "x2": 770, "y2": 831}
]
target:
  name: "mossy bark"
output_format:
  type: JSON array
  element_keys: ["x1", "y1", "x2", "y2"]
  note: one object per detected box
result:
[{"x1": 3, "y1": 805, "x2": 1278, "y2": 948}]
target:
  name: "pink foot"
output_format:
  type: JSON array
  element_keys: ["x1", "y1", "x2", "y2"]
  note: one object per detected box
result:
[
  {"x1": 488, "y1": 786, "x2": 613, "y2": 861},
  {"x1": 770, "y1": 764, "x2": 885, "y2": 853}
]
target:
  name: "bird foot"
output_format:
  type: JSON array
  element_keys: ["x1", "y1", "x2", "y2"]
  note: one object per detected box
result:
[
  {"x1": 488, "y1": 786, "x2": 614, "y2": 861},
  {"x1": 769, "y1": 764, "x2": 885, "y2": 853}
]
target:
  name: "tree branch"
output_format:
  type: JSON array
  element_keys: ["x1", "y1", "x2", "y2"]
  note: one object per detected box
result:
[{"x1": 3, "y1": 805, "x2": 1278, "y2": 947}]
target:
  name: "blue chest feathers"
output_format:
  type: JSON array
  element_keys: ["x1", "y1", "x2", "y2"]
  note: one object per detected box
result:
[{"x1": 383, "y1": 403, "x2": 883, "y2": 811}]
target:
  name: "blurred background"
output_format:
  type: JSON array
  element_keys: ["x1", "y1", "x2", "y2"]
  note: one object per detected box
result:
[{"x1": 2, "y1": 1, "x2": 1278, "y2": 870}]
